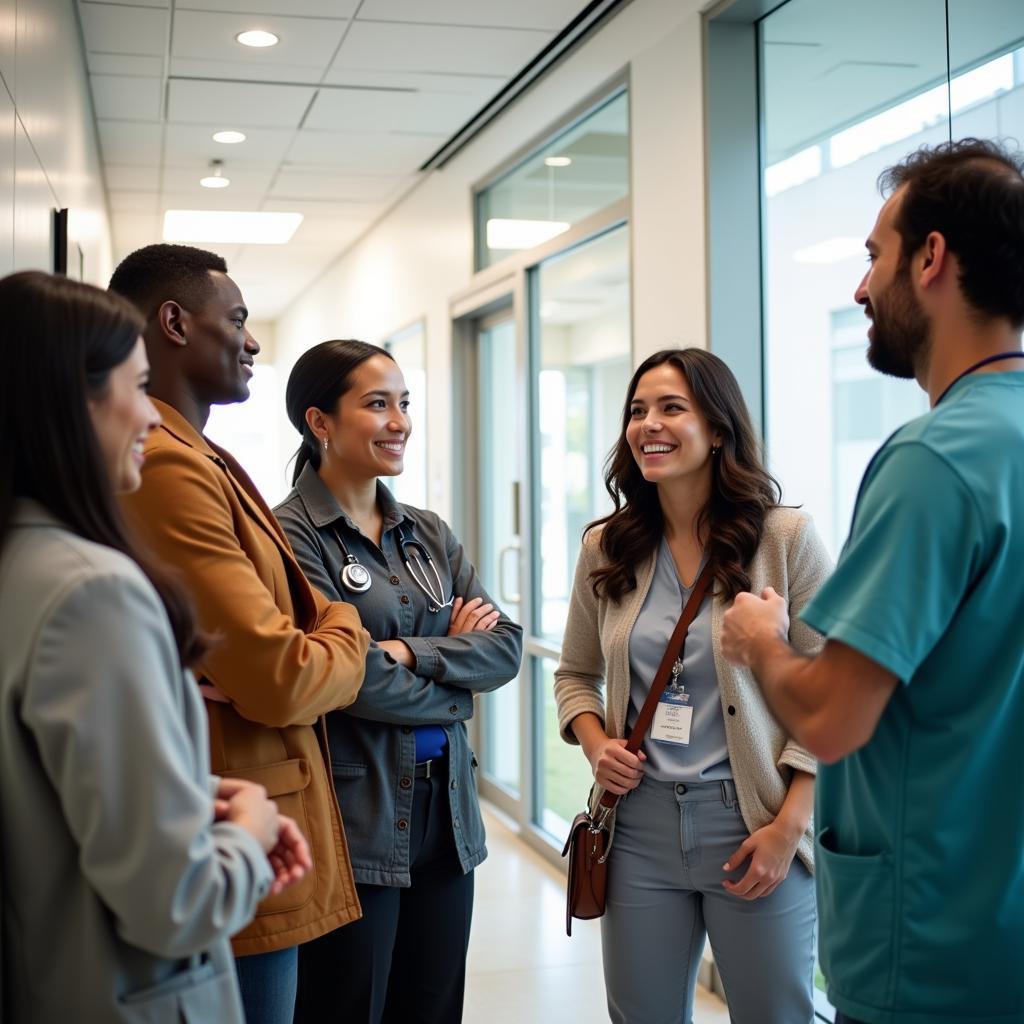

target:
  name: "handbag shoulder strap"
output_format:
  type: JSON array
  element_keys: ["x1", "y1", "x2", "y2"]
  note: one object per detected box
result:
[{"x1": 598, "y1": 560, "x2": 714, "y2": 810}]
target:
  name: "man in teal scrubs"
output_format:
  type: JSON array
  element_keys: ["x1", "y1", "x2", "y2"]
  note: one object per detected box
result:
[{"x1": 721, "y1": 138, "x2": 1024, "y2": 1024}]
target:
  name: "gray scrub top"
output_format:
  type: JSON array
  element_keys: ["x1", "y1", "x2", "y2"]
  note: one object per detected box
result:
[{"x1": 627, "y1": 538, "x2": 731, "y2": 783}]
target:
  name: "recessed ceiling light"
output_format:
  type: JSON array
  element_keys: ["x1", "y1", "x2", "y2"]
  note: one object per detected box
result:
[
  {"x1": 236, "y1": 29, "x2": 279, "y2": 48},
  {"x1": 200, "y1": 159, "x2": 230, "y2": 189},
  {"x1": 544, "y1": 156, "x2": 572, "y2": 167},
  {"x1": 213, "y1": 130, "x2": 246, "y2": 145},
  {"x1": 163, "y1": 210, "x2": 303, "y2": 245}
]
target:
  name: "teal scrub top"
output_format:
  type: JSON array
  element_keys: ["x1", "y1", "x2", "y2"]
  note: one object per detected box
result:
[{"x1": 801, "y1": 372, "x2": 1024, "y2": 1024}]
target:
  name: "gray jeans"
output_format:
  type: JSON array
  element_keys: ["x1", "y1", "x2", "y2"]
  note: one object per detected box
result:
[{"x1": 602, "y1": 777, "x2": 816, "y2": 1024}]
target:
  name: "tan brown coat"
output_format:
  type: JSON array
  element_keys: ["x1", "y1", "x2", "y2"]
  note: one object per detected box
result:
[{"x1": 122, "y1": 399, "x2": 369, "y2": 954}]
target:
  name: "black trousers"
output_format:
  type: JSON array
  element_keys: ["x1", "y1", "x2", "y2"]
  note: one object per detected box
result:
[{"x1": 294, "y1": 767, "x2": 475, "y2": 1024}]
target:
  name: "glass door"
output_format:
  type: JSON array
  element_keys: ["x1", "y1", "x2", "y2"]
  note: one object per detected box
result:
[
  {"x1": 477, "y1": 312, "x2": 522, "y2": 801},
  {"x1": 453, "y1": 220, "x2": 632, "y2": 861},
  {"x1": 528, "y1": 226, "x2": 631, "y2": 838}
]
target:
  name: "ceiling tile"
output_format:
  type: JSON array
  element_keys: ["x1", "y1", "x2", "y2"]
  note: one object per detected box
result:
[
  {"x1": 178, "y1": 0, "x2": 357, "y2": 15},
  {"x1": 332, "y1": 20, "x2": 551, "y2": 77},
  {"x1": 260, "y1": 197, "x2": 385, "y2": 216},
  {"x1": 303, "y1": 86, "x2": 481, "y2": 134},
  {"x1": 167, "y1": 79, "x2": 315, "y2": 127},
  {"x1": 90, "y1": 74, "x2": 162, "y2": 120},
  {"x1": 286, "y1": 129, "x2": 443, "y2": 171},
  {"x1": 171, "y1": 10, "x2": 346, "y2": 68},
  {"x1": 321, "y1": 68, "x2": 503, "y2": 93},
  {"x1": 287, "y1": 214, "x2": 373, "y2": 246},
  {"x1": 270, "y1": 168, "x2": 404, "y2": 202},
  {"x1": 163, "y1": 123, "x2": 295, "y2": 166},
  {"x1": 87, "y1": 53, "x2": 164, "y2": 76},
  {"x1": 356, "y1": 0, "x2": 591, "y2": 32},
  {"x1": 81, "y1": 0, "x2": 166, "y2": 8},
  {"x1": 106, "y1": 163, "x2": 160, "y2": 190},
  {"x1": 79, "y1": 3, "x2": 168, "y2": 56},
  {"x1": 97, "y1": 119, "x2": 163, "y2": 164},
  {"x1": 169, "y1": 57, "x2": 321, "y2": 86},
  {"x1": 109, "y1": 190, "x2": 160, "y2": 213}
]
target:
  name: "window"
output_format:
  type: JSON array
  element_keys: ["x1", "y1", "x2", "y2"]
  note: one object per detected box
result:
[
  {"x1": 205, "y1": 364, "x2": 288, "y2": 505},
  {"x1": 758, "y1": 0, "x2": 1024, "y2": 557},
  {"x1": 474, "y1": 89, "x2": 629, "y2": 271}
]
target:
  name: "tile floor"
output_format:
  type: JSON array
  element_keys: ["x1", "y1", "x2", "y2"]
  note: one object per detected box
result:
[{"x1": 463, "y1": 806, "x2": 730, "y2": 1023}]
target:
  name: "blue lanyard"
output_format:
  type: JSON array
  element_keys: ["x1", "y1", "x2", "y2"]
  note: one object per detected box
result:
[{"x1": 934, "y1": 351, "x2": 1024, "y2": 406}]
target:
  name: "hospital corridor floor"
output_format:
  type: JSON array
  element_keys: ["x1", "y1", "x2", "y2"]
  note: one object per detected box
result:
[{"x1": 463, "y1": 807, "x2": 730, "y2": 1023}]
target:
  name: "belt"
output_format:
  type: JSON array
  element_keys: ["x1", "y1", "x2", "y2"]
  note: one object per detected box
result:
[{"x1": 414, "y1": 757, "x2": 446, "y2": 779}]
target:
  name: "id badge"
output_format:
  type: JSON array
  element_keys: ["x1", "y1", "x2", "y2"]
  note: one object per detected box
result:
[{"x1": 651, "y1": 685, "x2": 693, "y2": 746}]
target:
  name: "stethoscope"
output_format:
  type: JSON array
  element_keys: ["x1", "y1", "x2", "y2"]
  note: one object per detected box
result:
[{"x1": 331, "y1": 522, "x2": 454, "y2": 614}]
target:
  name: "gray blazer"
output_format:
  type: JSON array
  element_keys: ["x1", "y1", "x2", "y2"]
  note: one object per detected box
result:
[
  {"x1": 0, "y1": 501, "x2": 273, "y2": 1023},
  {"x1": 554, "y1": 507, "x2": 832, "y2": 873},
  {"x1": 274, "y1": 466, "x2": 523, "y2": 887}
]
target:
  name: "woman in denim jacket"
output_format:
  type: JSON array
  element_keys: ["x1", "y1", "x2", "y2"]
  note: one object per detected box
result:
[{"x1": 274, "y1": 339, "x2": 522, "y2": 1024}]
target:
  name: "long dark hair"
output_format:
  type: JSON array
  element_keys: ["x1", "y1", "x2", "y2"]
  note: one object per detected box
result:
[
  {"x1": 0, "y1": 271, "x2": 205, "y2": 666},
  {"x1": 587, "y1": 348, "x2": 780, "y2": 603},
  {"x1": 285, "y1": 339, "x2": 394, "y2": 485}
]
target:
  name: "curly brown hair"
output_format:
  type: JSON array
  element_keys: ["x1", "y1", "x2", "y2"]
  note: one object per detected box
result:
[{"x1": 586, "y1": 348, "x2": 780, "y2": 603}]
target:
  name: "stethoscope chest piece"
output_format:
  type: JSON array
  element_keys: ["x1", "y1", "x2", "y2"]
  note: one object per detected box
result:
[{"x1": 341, "y1": 558, "x2": 372, "y2": 593}]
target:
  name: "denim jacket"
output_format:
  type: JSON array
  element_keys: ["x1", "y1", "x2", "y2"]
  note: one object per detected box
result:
[{"x1": 274, "y1": 465, "x2": 522, "y2": 887}]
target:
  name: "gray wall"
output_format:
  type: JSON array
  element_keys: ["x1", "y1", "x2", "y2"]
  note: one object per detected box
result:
[{"x1": 0, "y1": 0, "x2": 111, "y2": 282}]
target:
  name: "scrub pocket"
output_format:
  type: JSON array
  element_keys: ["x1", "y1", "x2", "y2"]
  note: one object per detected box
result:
[
  {"x1": 120, "y1": 957, "x2": 240, "y2": 1023},
  {"x1": 229, "y1": 757, "x2": 315, "y2": 913},
  {"x1": 815, "y1": 827, "x2": 895, "y2": 1008}
]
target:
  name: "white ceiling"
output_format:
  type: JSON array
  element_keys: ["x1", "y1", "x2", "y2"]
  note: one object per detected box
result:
[{"x1": 79, "y1": 0, "x2": 595, "y2": 318}]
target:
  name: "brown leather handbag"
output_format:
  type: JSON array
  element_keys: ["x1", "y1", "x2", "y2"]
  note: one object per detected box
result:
[{"x1": 561, "y1": 562, "x2": 714, "y2": 936}]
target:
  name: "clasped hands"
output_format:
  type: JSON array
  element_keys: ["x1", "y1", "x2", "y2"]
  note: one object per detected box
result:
[{"x1": 214, "y1": 777, "x2": 312, "y2": 896}]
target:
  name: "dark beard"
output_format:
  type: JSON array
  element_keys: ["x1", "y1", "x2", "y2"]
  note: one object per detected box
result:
[{"x1": 866, "y1": 264, "x2": 929, "y2": 379}]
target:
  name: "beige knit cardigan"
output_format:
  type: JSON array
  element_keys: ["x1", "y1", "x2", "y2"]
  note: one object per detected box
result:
[{"x1": 554, "y1": 506, "x2": 833, "y2": 873}]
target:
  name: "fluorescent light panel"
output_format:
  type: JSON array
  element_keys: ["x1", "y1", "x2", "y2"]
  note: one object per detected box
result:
[
  {"x1": 486, "y1": 218, "x2": 570, "y2": 251},
  {"x1": 163, "y1": 210, "x2": 303, "y2": 245}
]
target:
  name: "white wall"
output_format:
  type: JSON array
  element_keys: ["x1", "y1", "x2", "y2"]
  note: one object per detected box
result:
[
  {"x1": 274, "y1": 0, "x2": 712, "y2": 522},
  {"x1": 1, "y1": 0, "x2": 112, "y2": 283}
]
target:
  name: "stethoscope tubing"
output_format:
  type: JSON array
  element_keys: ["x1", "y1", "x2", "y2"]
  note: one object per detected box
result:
[{"x1": 330, "y1": 521, "x2": 453, "y2": 613}]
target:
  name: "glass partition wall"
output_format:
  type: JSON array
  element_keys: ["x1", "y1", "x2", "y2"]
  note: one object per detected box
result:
[
  {"x1": 759, "y1": 0, "x2": 1024, "y2": 557},
  {"x1": 455, "y1": 219, "x2": 631, "y2": 855},
  {"x1": 706, "y1": 0, "x2": 1024, "y2": 1014}
]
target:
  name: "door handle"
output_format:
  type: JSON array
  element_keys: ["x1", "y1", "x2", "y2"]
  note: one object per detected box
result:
[{"x1": 498, "y1": 541, "x2": 521, "y2": 605}]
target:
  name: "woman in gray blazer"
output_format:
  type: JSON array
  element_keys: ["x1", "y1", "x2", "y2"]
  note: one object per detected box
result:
[
  {"x1": 0, "y1": 272, "x2": 307, "y2": 1023},
  {"x1": 274, "y1": 339, "x2": 522, "y2": 1024},
  {"x1": 555, "y1": 349, "x2": 831, "y2": 1024}
]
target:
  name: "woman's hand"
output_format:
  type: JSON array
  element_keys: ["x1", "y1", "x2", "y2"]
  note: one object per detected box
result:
[
  {"x1": 586, "y1": 736, "x2": 647, "y2": 795},
  {"x1": 266, "y1": 814, "x2": 312, "y2": 896},
  {"x1": 214, "y1": 777, "x2": 279, "y2": 852},
  {"x1": 447, "y1": 596, "x2": 500, "y2": 636},
  {"x1": 721, "y1": 819, "x2": 801, "y2": 900}
]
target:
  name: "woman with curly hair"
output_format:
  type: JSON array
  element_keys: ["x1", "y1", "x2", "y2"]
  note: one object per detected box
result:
[{"x1": 554, "y1": 348, "x2": 830, "y2": 1023}]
